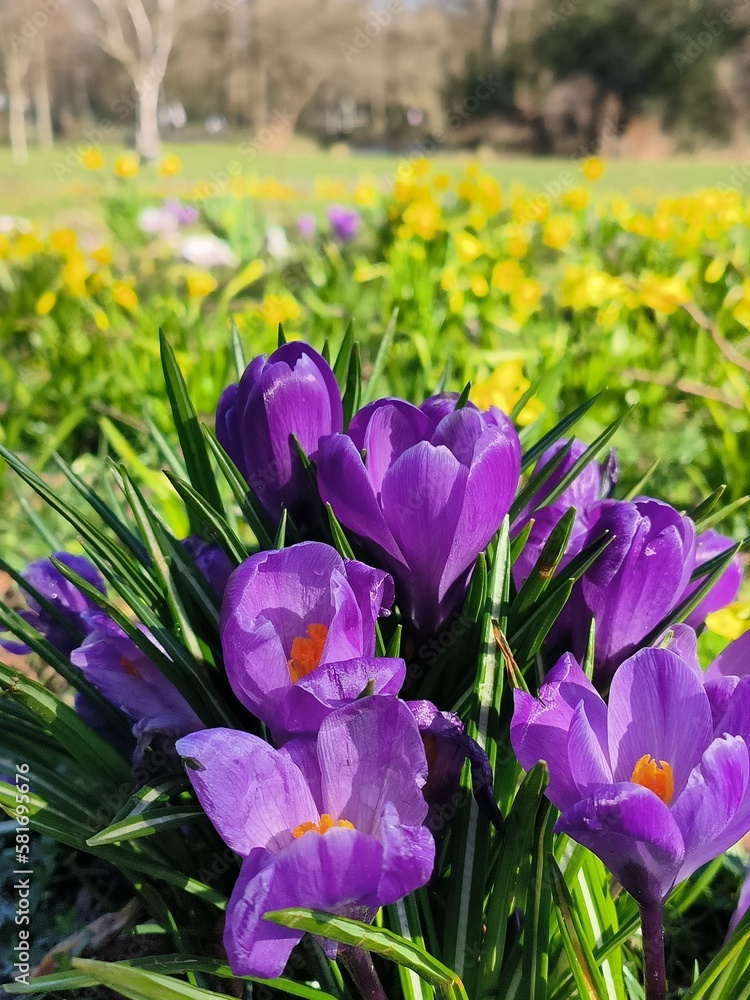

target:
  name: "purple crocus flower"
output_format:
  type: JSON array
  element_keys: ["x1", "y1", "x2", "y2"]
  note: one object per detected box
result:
[
  {"x1": 511, "y1": 646, "x2": 750, "y2": 911},
  {"x1": 216, "y1": 343, "x2": 343, "y2": 527},
  {"x1": 327, "y1": 205, "x2": 360, "y2": 243},
  {"x1": 683, "y1": 527, "x2": 742, "y2": 630},
  {"x1": 1, "y1": 553, "x2": 105, "y2": 657},
  {"x1": 181, "y1": 536, "x2": 234, "y2": 601},
  {"x1": 296, "y1": 213, "x2": 316, "y2": 239},
  {"x1": 176, "y1": 697, "x2": 435, "y2": 977},
  {"x1": 563, "y1": 498, "x2": 696, "y2": 680},
  {"x1": 512, "y1": 439, "x2": 617, "y2": 588},
  {"x1": 702, "y1": 628, "x2": 750, "y2": 726},
  {"x1": 316, "y1": 397, "x2": 521, "y2": 636},
  {"x1": 220, "y1": 542, "x2": 400, "y2": 740},
  {"x1": 408, "y1": 699, "x2": 502, "y2": 833},
  {"x1": 71, "y1": 613, "x2": 205, "y2": 759}
]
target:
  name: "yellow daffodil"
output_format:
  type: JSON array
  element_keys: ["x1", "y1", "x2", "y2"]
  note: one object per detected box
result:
[
  {"x1": 470, "y1": 274, "x2": 489, "y2": 297},
  {"x1": 638, "y1": 273, "x2": 690, "y2": 314},
  {"x1": 491, "y1": 260, "x2": 523, "y2": 293},
  {"x1": 113, "y1": 153, "x2": 139, "y2": 179},
  {"x1": 35, "y1": 291, "x2": 57, "y2": 315},
  {"x1": 542, "y1": 215, "x2": 575, "y2": 250},
  {"x1": 81, "y1": 147, "x2": 105, "y2": 171},
  {"x1": 453, "y1": 230, "x2": 483, "y2": 263},
  {"x1": 91, "y1": 246, "x2": 112, "y2": 267},
  {"x1": 157, "y1": 153, "x2": 182, "y2": 178},
  {"x1": 581, "y1": 156, "x2": 604, "y2": 182},
  {"x1": 186, "y1": 271, "x2": 218, "y2": 298},
  {"x1": 403, "y1": 199, "x2": 441, "y2": 241},
  {"x1": 50, "y1": 228, "x2": 77, "y2": 253},
  {"x1": 112, "y1": 281, "x2": 138, "y2": 310},
  {"x1": 705, "y1": 602, "x2": 750, "y2": 640},
  {"x1": 260, "y1": 293, "x2": 300, "y2": 326},
  {"x1": 470, "y1": 360, "x2": 544, "y2": 426}
]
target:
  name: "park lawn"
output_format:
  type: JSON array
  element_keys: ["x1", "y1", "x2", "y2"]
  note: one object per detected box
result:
[{"x1": 1, "y1": 142, "x2": 748, "y2": 221}]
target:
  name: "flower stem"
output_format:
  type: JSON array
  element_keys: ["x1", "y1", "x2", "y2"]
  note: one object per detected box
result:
[
  {"x1": 640, "y1": 902, "x2": 667, "y2": 1000},
  {"x1": 339, "y1": 945, "x2": 388, "y2": 1000}
]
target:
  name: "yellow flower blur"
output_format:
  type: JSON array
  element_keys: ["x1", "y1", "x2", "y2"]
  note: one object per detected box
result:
[
  {"x1": 113, "y1": 153, "x2": 139, "y2": 179},
  {"x1": 158, "y1": 154, "x2": 182, "y2": 178}
]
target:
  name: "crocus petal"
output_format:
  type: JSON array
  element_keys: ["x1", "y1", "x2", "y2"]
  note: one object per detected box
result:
[
  {"x1": 380, "y1": 441, "x2": 465, "y2": 627},
  {"x1": 607, "y1": 648, "x2": 712, "y2": 796},
  {"x1": 568, "y1": 700, "x2": 613, "y2": 797},
  {"x1": 215, "y1": 383, "x2": 246, "y2": 477},
  {"x1": 439, "y1": 420, "x2": 520, "y2": 601},
  {"x1": 672, "y1": 734, "x2": 750, "y2": 882},
  {"x1": 714, "y1": 675, "x2": 750, "y2": 744},
  {"x1": 317, "y1": 696, "x2": 428, "y2": 833},
  {"x1": 408, "y1": 699, "x2": 502, "y2": 830},
  {"x1": 225, "y1": 830, "x2": 382, "y2": 978},
  {"x1": 272, "y1": 657, "x2": 406, "y2": 739},
  {"x1": 348, "y1": 399, "x2": 433, "y2": 496},
  {"x1": 176, "y1": 729, "x2": 318, "y2": 856},
  {"x1": 684, "y1": 529, "x2": 743, "y2": 629},
  {"x1": 342, "y1": 560, "x2": 395, "y2": 629},
  {"x1": 556, "y1": 782, "x2": 685, "y2": 907},
  {"x1": 510, "y1": 653, "x2": 607, "y2": 812},
  {"x1": 374, "y1": 801, "x2": 436, "y2": 906},
  {"x1": 71, "y1": 620, "x2": 203, "y2": 739},
  {"x1": 707, "y1": 629, "x2": 750, "y2": 682},
  {"x1": 661, "y1": 623, "x2": 702, "y2": 676},
  {"x1": 583, "y1": 511, "x2": 688, "y2": 674},
  {"x1": 316, "y1": 433, "x2": 405, "y2": 566}
]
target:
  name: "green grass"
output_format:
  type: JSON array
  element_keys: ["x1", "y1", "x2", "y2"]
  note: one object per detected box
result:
[{"x1": 1, "y1": 142, "x2": 748, "y2": 222}]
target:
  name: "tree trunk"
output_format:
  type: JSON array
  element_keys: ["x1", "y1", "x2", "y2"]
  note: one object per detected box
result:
[
  {"x1": 135, "y1": 81, "x2": 160, "y2": 161},
  {"x1": 34, "y1": 39, "x2": 54, "y2": 149},
  {"x1": 5, "y1": 44, "x2": 28, "y2": 165}
]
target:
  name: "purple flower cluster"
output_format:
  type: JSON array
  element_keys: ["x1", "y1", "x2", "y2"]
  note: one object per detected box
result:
[
  {"x1": 5, "y1": 338, "x2": 747, "y2": 988},
  {"x1": 514, "y1": 439, "x2": 742, "y2": 679}
]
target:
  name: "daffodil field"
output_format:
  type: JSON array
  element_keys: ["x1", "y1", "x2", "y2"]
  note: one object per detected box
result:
[{"x1": 1, "y1": 151, "x2": 750, "y2": 1000}]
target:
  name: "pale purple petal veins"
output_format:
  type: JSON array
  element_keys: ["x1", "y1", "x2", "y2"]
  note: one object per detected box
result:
[
  {"x1": 555, "y1": 782, "x2": 685, "y2": 907},
  {"x1": 440, "y1": 425, "x2": 521, "y2": 601},
  {"x1": 661, "y1": 624, "x2": 702, "y2": 676},
  {"x1": 372, "y1": 801, "x2": 436, "y2": 907},
  {"x1": 272, "y1": 657, "x2": 406, "y2": 740},
  {"x1": 343, "y1": 559, "x2": 395, "y2": 624},
  {"x1": 316, "y1": 433, "x2": 405, "y2": 566},
  {"x1": 348, "y1": 399, "x2": 433, "y2": 495},
  {"x1": 176, "y1": 729, "x2": 318, "y2": 856},
  {"x1": 715, "y1": 675, "x2": 750, "y2": 744},
  {"x1": 270, "y1": 342, "x2": 343, "y2": 435},
  {"x1": 567, "y1": 701, "x2": 613, "y2": 797},
  {"x1": 379, "y1": 441, "x2": 466, "y2": 624},
  {"x1": 317, "y1": 696, "x2": 428, "y2": 833},
  {"x1": 607, "y1": 648, "x2": 713, "y2": 797},
  {"x1": 224, "y1": 830, "x2": 382, "y2": 978},
  {"x1": 672, "y1": 734, "x2": 750, "y2": 882},
  {"x1": 510, "y1": 688, "x2": 580, "y2": 813}
]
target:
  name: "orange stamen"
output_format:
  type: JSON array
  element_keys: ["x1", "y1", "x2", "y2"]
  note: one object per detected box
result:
[
  {"x1": 291, "y1": 813, "x2": 355, "y2": 839},
  {"x1": 630, "y1": 754, "x2": 674, "y2": 806},
  {"x1": 287, "y1": 623, "x2": 328, "y2": 683},
  {"x1": 119, "y1": 655, "x2": 139, "y2": 678}
]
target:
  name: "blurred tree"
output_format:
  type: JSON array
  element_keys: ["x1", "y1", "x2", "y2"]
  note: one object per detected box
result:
[
  {"x1": 77, "y1": 0, "x2": 211, "y2": 159},
  {"x1": 534, "y1": 0, "x2": 744, "y2": 146}
]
